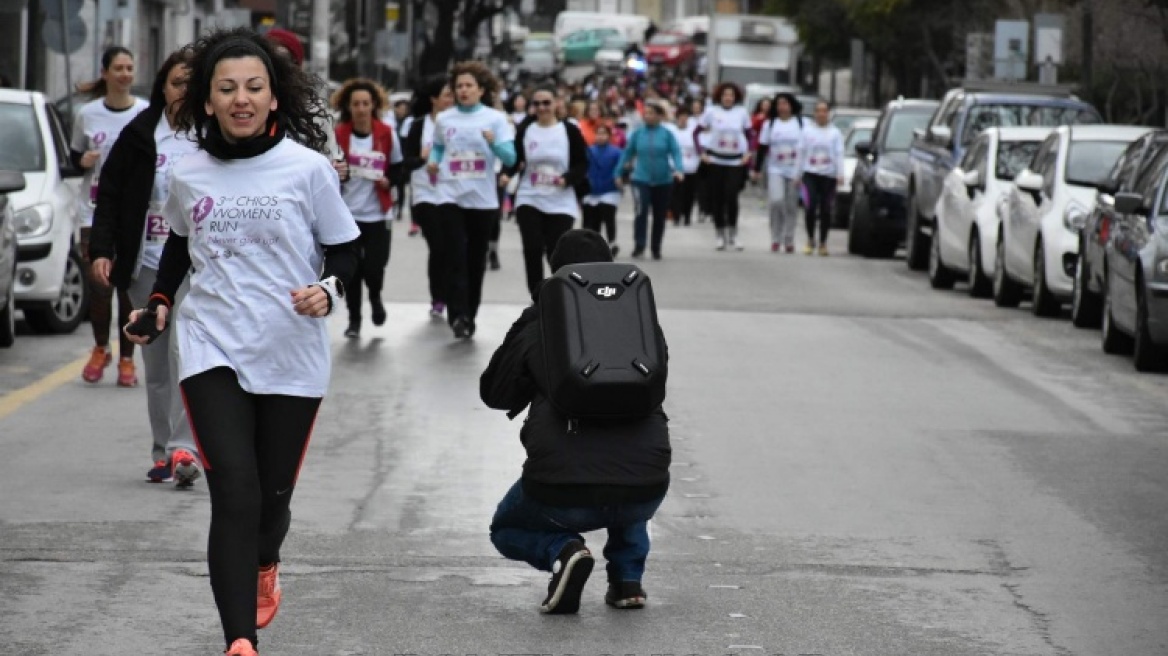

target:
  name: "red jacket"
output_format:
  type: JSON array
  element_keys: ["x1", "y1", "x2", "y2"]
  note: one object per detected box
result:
[{"x1": 335, "y1": 119, "x2": 395, "y2": 212}]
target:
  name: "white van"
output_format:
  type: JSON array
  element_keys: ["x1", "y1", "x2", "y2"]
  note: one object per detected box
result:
[{"x1": 554, "y1": 12, "x2": 651, "y2": 48}]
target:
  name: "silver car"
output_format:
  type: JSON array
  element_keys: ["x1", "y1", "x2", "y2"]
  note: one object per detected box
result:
[{"x1": 0, "y1": 170, "x2": 24, "y2": 347}]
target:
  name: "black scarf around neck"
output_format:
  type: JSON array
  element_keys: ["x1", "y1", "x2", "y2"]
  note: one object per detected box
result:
[{"x1": 202, "y1": 117, "x2": 286, "y2": 160}]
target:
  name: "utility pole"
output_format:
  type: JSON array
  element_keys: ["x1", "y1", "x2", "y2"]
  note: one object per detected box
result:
[{"x1": 311, "y1": 0, "x2": 329, "y2": 80}]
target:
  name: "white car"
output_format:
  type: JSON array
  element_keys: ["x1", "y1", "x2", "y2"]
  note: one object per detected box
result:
[
  {"x1": 993, "y1": 125, "x2": 1153, "y2": 316},
  {"x1": 837, "y1": 117, "x2": 877, "y2": 226},
  {"x1": 594, "y1": 36, "x2": 630, "y2": 76},
  {"x1": 0, "y1": 88, "x2": 88, "y2": 334},
  {"x1": 929, "y1": 127, "x2": 1052, "y2": 296}
]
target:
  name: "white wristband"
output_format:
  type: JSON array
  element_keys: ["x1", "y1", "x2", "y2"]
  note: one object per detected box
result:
[{"x1": 312, "y1": 276, "x2": 343, "y2": 316}]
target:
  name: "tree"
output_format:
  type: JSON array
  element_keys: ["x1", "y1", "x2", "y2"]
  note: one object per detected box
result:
[{"x1": 415, "y1": 0, "x2": 520, "y2": 78}]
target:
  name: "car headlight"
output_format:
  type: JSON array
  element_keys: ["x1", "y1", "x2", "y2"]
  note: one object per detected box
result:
[
  {"x1": 14, "y1": 203, "x2": 53, "y2": 239},
  {"x1": 1157, "y1": 258, "x2": 1168, "y2": 277},
  {"x1": 668, "y1": 47, "x2": 680, "y2": 58},
  {"x1": 1063, "y1": 201, "x2": 1088, "y2": 231},
  {"x1": 874, "y1": 167, "x2": 907, "y2": 192}
]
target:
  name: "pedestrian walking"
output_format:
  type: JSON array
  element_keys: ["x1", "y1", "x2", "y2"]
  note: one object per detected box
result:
[
  {"x1": 582, "y1": 124, "x2": 623, "y2": 255},
  {"x1": 503, "y1": 85, "x2": 589, "y2": 299},
  {"x1": 696, "y1": 82, "x2": 752, "y2": 251},
  {"x1": 332, "y1": 78, "x2": 403, "y2": 338},
  {"x1": 801, "y1": 100, "x2": 845, "y2": 256},
  {"x1": 481, "y1": 229, "x2": 671, "y2": 615},
  {"x1": 89, "y1": 48, "x2": 201, "y2": 486},
  {"x1": 72, "y1": 46, "x2": 150, "y2": 386},
  {"x1": 754, "y1": 92, "x2": 804, "y2": 253},
  {"x1": 124, "y1": 28, "x2": 359, "y2": 656},
  {"x1": 426, "y1": 61, "x2": 517, "y2": 339},
  {"x1": 617, "y1": 100, "x2": 684, "y2": 259},
  {"x1": 402, "y1": 75, "x2": 455, "y2": 319},
  {"x1": 668, "y1": 104, "x2": 701, "y2": 226}
]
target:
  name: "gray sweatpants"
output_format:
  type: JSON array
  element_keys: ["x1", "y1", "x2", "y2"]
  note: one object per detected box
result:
[
  {"x1": 767, "y1": 171, "x2": 801, "y2": 247},
  {"x1": 127, "y1": 266, "x2": 195, "y2": 463}
]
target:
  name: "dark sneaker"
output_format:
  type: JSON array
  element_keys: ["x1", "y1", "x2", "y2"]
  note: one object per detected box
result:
[
  {"x1": 540, "y1": 540, "x2": 593, "y2": 615},
  {"x1": 631, "y1": 247, "x2": 645, "y2": 258},
  {"x1": 172, "y1": 449, "x2": 201, "y2": 489},
  {"x1": 147, "y1": 458, "x2": 172, "y2": 483},
  {"x1": 488, "y1": 251, "x2": 501, "y2": 271},
  {"x1": 605, "y1": 580, "x2": 647, "y2": 609},
  {"x1": 452, "y1": 316, "x2": 472, "y2": 339},
  {"x1": 370, "y1": 297, "x2": 387, "y2": 326},
  {"x1": 344, "y1": 325, "x2": 359, "y2": 339},
  {"x1": 609, "y1": 243, "x2": 620, "y2": 257},
  {"x1": 429, "y1": 302, "x2": 445, "y2": 318}
]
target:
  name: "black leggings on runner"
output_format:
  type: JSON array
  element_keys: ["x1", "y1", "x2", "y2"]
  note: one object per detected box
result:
[
  {"x1": 515, "y1": 206, "x2": 574, "y2": 299},
  {"x1": 412, "y1": 202, "x2": 447, "y2": 305},
  {"x1": 81, "y1": 228, "x2": 134, "y2": 357},
  {"x1": 432, "y1": 204, "x2": 495, "y2": 325},
  {"x1": 181, "y1": 367, "x2": 321, "y2": 649},
  {"x1": 582, "y1": 203, "x2": 617, "y2": 243},
  {"x1": 671, "y1": 172, "x2": 699, "y2": 225},
  {"x1": 803, "y1": 172, "x2": 837, "y2": 245},
  {"x1": 705, "y1": 164, "x2": 745, "y2": 229},
  {"x1": 345, "y1": 220, "x2": 391, "y2": 326}
]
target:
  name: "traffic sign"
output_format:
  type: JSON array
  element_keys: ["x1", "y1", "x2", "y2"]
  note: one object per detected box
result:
[
  {"x1": 43, "y1": 16, "x2": 86, "y2": 55},
  {"x1": 42, "y1": 0, "x2": 82, "y2": 21}
]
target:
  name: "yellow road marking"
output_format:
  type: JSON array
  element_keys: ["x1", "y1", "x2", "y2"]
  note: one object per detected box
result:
[{"x1": 0, "y1": 354, "x2": 89, "y2": 421}]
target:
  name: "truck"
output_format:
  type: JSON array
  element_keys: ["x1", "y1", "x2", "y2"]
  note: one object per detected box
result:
[{"x1": 707, "y1": 14, "x2": 800, "y2": 91}]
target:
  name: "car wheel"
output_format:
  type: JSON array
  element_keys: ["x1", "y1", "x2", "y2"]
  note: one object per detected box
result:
[
  {"x1": 967, "y1": 232, "x2": 992, "y2": 298},
  {"x1": 0, "y1": 270, "x2": 15, "y2": 348},
  {"x1": 1101, "y1": 270, "x2": 1134, "y2": 355},
  {"x1": 928, "y1": 229, "x2": 956, "y2": 290},
  {"x1": 1031, "y1": 241, "x2": 1061, "y2": 318},
  {"x1": 905, "y1": 187, "x2": 930, "y2": 271},
  {"x1": 1133, "y1": 280, "x2": 1168, "y2": 372},
  {"x1": 1071, "y1": 246, "x2": 1102, "y2": 328},
  {"x1": 993, "y1": 237, "x2": 1023, "y2": 308},
  {"x1": 23, "y1": 249, "x2": 89, "y2": 334},
  {"x1": 847, "y1": 195, "x2": 867, "y2": 256}
]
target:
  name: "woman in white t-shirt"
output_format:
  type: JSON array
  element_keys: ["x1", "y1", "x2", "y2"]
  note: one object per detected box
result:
[
  {"x1": 426, "y1": 61, "x2": 517, "y2": 339},
  {"x1": 800, "y1": 100, "x2": 845, "y2": 256},
  {"x1": 124, "y1": 29, "x2": 360, "y2": 656},
  {"x1": 668, "y1": 104, "x2": 702, "y2": 226},
  {"x1": 753, "y1": 92, "x2": 805, "y2": 253},
  {"x1": 501, "y1": 85, "x2": 590, "y2": 299},
  {"x1": 696, "y1": 82, "x2": 753, "y2": 251},
  {"x1": 70, "y1": 46, "x2": 150, "y2": 387}
]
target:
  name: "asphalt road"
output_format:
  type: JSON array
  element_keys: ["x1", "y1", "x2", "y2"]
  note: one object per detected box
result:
[{"x1": 2, "y1": 192, "x2": 1167, "y2": 656}]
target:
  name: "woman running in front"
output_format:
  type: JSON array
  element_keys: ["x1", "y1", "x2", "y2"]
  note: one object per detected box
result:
[
  {"x1": 426, "y1": 61, "x2": 516, "y2": 339},
  {"x1": 72, "y1": 46, "x2": 149, "y2": 386},
  {"x1": 754, "y1": 92, "x2": 804, "y2": 253},
  {"x1": 88, "y1": 48, "x2": 202, "y2": 486},
  {"x1": 696, "y1": 82, "x2": 752, "y2": 251},
  {"x1": 582, "y1": 124, "x2": 623, "y2": 255},
  {"x1": 801, "y1": 100, "x2": 845, "y2": 256},
  {"x1": 616, "y1": 100, "x2": 684, "y2": 260},
  {"x1": 503, "y1": 85, "x2": 589, "y2": 298},
  {"x1": 402, "y1": 75, "x2": 455, "y2": 319},
  {"x1": 124, "y1": 28, "x2": 359, "y2": 656},
  {"x1": 332, "y1": 78, "x2": 402, "y2": 338}
]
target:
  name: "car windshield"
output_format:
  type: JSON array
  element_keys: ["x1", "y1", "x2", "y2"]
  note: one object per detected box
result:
[
  {"x1": 525, "y1": 40, "x2": 553, "y2": 52},
  {"x1": 1066, "y1": 140, "x2": 1131, "y2": 187},
  {"x1": 0, "y1": 102, "x2": 46, "y2": 172},
  {"x1": 846, "y1": 127, "x2": 873, "y2": 155},
  {"x1": 995, "y1": 140, "x2": 1041, "y2": 181},
  {"x1": 649, "y1": 34, "x2": 682, "y2": 45},
  {"x1": 962, "y1": 103, "x2": 1101, "y2": 145},
  {"x1": 882, "y1": 109, "x2": 934, "y2": 151},
  {"x1": 525, "y1": 52, "x2": 555, "y2": 64}
]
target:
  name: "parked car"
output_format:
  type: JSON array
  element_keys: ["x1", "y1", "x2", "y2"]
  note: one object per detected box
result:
[
  {"x1": 515, "y1": 50, "x2": 558, "y2": 83},
  {"x1": 905, "y1": 86, "x2": 1102, "y2": 270},
  {"x1": 0, "y1": 170, "x2": 24, "y2": 348},
  {"x1": 1075, "y1": 130, "x2": 1168, "y2": 328},
  {"x1": 929, "y1": 127, "x2": 1051, "y2": 297},
  {"x1": 992, "y1": 125, "x2": 1152, "y2": 316},
  {"x1": 644, "y1": 32, "x2": 696, "y2": 70},
  {"x1": 832, "y1": 107, "x2": 880, "y2": 134},
  {"x1": 594, "y1": 35, "x2": 631, "y2": 76},
  {"x1": 561, "y1": 28, "x2": 621, "y2": 64},
  {"x1": 1099, "y1": 163, "x2": 1168, "y2": 371},
  {"x1": 846, "y1": 98, "x2": 939, "y2": 258},
  {"x1": 0, "y1": 88, "x2": 88, "y2": 334},
  {"x1": 836, "y1": 117, "x2": 877, "y2": 227}
]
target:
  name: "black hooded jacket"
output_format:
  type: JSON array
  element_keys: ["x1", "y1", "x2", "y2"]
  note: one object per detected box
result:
[{"x1": 480, "y1": 304, "x2": 671, "y2": 507}]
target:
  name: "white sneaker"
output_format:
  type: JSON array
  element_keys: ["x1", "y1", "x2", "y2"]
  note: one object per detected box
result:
[{"x1": 715, "y1": 232, "x2": 726, "y2": 251}]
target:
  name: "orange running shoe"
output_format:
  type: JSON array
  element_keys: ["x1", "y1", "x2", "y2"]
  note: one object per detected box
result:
[
  {"x1": 116, "y1": 357, "x2": 138, "y2": 387},
  {"x1": 81, "y1": 346, "x2": 111, "y2": 383},
  {"x1": 256, "y1": 563, "x2": 282, "y2": 629},
  {"x1": 225, "y1": 638, "x2": 258, "y2": 655}
]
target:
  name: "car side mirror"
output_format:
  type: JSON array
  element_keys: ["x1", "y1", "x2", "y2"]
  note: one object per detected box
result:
[
  {"x1": 962, "y1": 168, "x2": 981, "y2": 189},
  {"x1": 1014, "y1": 169, "x2": 1043, "y2": 193},
  {"x1": 854, "y1": 141, "x2": 872, "y2": 158},
  {"x1": 929, "y1": 125, "x2": 952, "y2": 146},
  {"x1": 0, "y1": 170, "x2": 26, "y2": 194},
  {"x1": 1113, "y1": 191, "x2": 1145, "y2": 215}
]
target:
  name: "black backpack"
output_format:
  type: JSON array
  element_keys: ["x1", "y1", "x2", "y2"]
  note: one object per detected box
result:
[{"x1": 538, "y1": 262, "x2": 668, "y2": 424}]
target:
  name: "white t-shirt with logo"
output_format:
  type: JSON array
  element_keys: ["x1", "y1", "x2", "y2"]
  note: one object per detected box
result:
[
  {"x1": 432, "y1": 105, "x2": 515, "y2": 210},
  {"x1": 759, "y1": 116, "x2": 804, "y2": 179},
  {"x1": 410, "y1": 115, "x2": 449, "y2": 207},
  {"x1": 71, "y1": 97, "x2": 149, "y2": 227},
  {"x1": 515, "y1": 122, "x2": 579, "y2": 219},
  {"x1": 139, "y1": 114, "x2": 198, "y2": 272},
  {"x1": 164, "y1": 139, "x2": 360, "y2": 397},
  {"x1": 698, "y1": 105, "x2": 751, "y2": 166},
  {"x1": 670, "y1": 122, "x2": 701, "y2": 174},
  {"x1": 801, "y1": 122, "x2": 845, "y2": 178},
  {"x1": 341, "y1": 133, "x2": 388, "y2": 222}
]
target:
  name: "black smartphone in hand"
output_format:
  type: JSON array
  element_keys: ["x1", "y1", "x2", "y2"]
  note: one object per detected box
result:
[{"x1": 126, "y1": 309, "x2": 167, "y2": 344}]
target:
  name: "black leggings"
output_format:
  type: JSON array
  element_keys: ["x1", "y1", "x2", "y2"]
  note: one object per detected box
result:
[
  {"x1": 582, "y1": 203, "x2": 617, "y2": 242},
  {"x1": 80, "y1": 228, "x2": 134, "y2": 357},
  {"x1": 181, "y1": 367, "x2": 322, "y2": 649},
  {"x1": 433, "y1": 204, "x2": 495, "y2": 325},
  {"x1": 345, "y1": 220, "x2": 391, "y2": 325},
  {"x1": 671, "y1": 173, "x2": 699, "y2": 225},
  {"x1": 803, "y1": 172, "x2": 837, "y2": 245},
  {"x1": 412, "y1": 202, "x2": 447, "y2": 304},
  {"x1": 516, "y1": 206, "x2": 574, "y2": 299},
  {"x1": 705, "y1": 164, "x2": 745, "y2": 229}
]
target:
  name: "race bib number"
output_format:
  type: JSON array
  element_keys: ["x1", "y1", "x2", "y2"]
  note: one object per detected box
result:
[
  {"x1": 807, "y1": 146, "x2": 832, "y2": 168},
  {"x1": 772, "y1": 144, "x2": 798, "y2": 165},
  {"x1": 448, "y1": 150, "x2": 487, "y2": 179},
  {"x1": 683, "y1": 146, "x2": 697, "y2": 159},
  {"x1": 529, "y1": 164, "x2": 561, "y2": 187},
  {"x1": 348, "y1": 150, "x2": 386, "y2": 181},
  {"x1": 715, "y1": 131, "x2": 739, "y2": 151},
  {"x1": 146, "y1": 207, "x2": 170, "y2": 242},
  {"x1": 89, "y1": 180, "x2": 99, "y2": 207}
]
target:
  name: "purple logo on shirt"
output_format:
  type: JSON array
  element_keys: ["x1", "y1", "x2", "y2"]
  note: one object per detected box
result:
[
  {"x1": 192, "y1": 196, "x2": 214, "y2": 232},
  {"x1": 92, "y1": 131, "x2": 108, "y2": 146},
  {"x1": 156, "y1": 154, "x2": 167, "y2": 168},
  {"x1": 528, "y1": 140, "x2": 539, "y2": 152},
  {"x1": 445, "y1": 127, "x2": 457, "y2": 140}
]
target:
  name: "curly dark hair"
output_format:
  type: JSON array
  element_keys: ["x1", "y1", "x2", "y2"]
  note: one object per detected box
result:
[
  {"x1": 175, "y1": 27, "x2": 331, "y2": 153},
  {"x1": 329, "y1": 77, "x2": 389, "y2": 124},
  {"x1": 411, "y1": 74, "x2": 449, "y2": 118},
  {"x1": 712, "y1": 82, "x2": 743, "y2": 106},
  {"x1": 148, "y1": 47, "x2": 193, "y2": 112},
  {"x1": 449, "y1": 60, "x2": 500, "y2": 107},
  {"x1": 766, "y1": 92, "x2": 802, "y2": 121}
]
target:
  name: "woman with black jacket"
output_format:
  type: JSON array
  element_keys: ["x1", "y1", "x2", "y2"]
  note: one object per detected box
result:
[
  {"x1": 499, "y1": 85, "x2": 589, "y2": 299},
  {"x1": 89, "y1": 48, "x2": 202, "y2": 487}
]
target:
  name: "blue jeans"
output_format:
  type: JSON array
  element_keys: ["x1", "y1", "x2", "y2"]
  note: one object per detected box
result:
[
  {"x1": 632, "y1": 182, "x2": 672, "y2": 255},
  {"x1": 490, "y1": 480, "x2": 665, "y2": 582}
]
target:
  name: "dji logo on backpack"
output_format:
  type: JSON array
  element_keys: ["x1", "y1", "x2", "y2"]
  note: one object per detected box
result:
[
  {"x1": 597, "y1": 286, "x2": 617, "y2": 298},
  {"x1": 590, "y1": 284, "x2": 623, "y2": 300}
]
